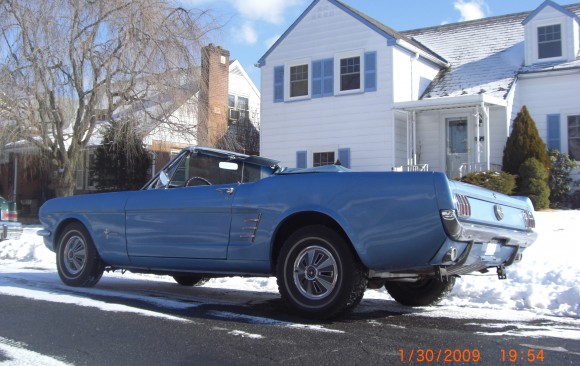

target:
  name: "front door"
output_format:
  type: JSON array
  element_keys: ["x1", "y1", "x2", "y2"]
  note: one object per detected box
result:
[
  {"x1": 125, "y1": 150, "x2": 241, "y2": 259},
  {"x1": 125, "y1": 185, "x2": 234, "y2": 259},
  {"x1": 446, "y1": 118, "x2": 469, "y2": 178}
]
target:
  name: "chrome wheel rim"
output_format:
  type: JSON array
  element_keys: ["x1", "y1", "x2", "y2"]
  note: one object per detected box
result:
[
  {"x1": 293, "y1": 245, "x2": 338, "y2": 300},
  {"x1": 63, "y1": 234, "x2": 87, "y2": 275}
]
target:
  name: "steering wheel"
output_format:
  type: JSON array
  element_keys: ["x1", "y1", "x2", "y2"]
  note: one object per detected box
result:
[{"x1": 185, "y1": 176, "x2": 212, "y2": 186}]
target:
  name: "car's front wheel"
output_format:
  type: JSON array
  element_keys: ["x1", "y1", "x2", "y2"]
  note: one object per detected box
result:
[
  {"x1": 276, "y1": 225, "x2": 367, "y2": 319},
  {"x1": 56, "y1": 222, "x2": 105, "y2": 287},
  {"x1": 384, "y1": 276, "x2": 456, "y2": 307}
]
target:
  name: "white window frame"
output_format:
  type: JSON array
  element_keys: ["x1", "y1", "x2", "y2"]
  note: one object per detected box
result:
[
  {"x1": 334, "y1": 50, "x2": 364, "y2": 95},
  {"x1": 313, "y1": 151, "x2": 336, "y2": 167},
  {"x1": 528, "y1": 20, "x2": 568, "y2": 64},
  {"x1": 228, "y1": 94, "x2": 250, "y2": 124},
  {"x1": 285, "y1": 58, "x2": 311, "y2": 101},
  {"x1": 566, "y1": 113, "x2": 580, "y2": 161},
  {"x1": 537, "y1": 24, "x2": 563, "y2": 60}
]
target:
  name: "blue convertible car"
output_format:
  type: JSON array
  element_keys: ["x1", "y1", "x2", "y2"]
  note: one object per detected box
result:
[{"x1": 39, "y1": 147, "x2": 537, "y2": 318}]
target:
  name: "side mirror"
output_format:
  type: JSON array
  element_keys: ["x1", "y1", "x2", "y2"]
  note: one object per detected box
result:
[{"x1": 219, "y1": 162, "x2": 239, "y2": 171}]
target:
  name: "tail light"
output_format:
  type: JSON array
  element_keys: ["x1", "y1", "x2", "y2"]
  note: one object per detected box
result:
[
  {"x1": 0, "y1": 202, "x2": 18, "y2": 222},
  {"x1": 454, "y1": 193, "x2": 471, "y2": 218},
  {"x1": 522, "y1": 210, "x2": 535, "y2": 229}
]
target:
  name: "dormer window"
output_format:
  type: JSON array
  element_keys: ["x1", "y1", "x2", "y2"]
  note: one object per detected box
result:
[
  {"x1": 522, "y1": 1, "x2": 580, "y2": 66},
  {"x1": 538, "y1": 24, "x2": 562, "y2": 59}
]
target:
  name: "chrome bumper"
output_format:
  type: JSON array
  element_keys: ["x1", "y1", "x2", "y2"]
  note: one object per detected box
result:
[
  {"x1": 440, "y1": 209, "x2": 537, "y2": 248},
  {"x1": 1, "y1": 222, "x2": 23, "y2": 241}
]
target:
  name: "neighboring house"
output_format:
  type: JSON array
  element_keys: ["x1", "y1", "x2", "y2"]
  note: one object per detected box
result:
[
  {"x1": 0, "y1": 44, "x2": 260, "y2": 217},
  {"x1": 258, "y1": 0, "x2": 580, "y2": 180},
  {"x1": 74, "y1": 44, "x2": 261, "y2": 193}
]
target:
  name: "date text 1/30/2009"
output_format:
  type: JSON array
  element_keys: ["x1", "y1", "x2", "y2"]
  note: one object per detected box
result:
[{"x1": 398, "y1": 348, "x2": 545, "y2": 363}]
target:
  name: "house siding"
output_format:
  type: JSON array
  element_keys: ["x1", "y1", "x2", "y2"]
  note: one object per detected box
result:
[
  {"x1": 415, "y1": 111, "x2": 443, "y2": 172},
  {"x1": 260, "y1": 0, "x2": 396, "y2": 170},
  {"x1": 517, "y1": 70, "x2": 580, "y2": 183},
  {"x1": 229, "y1": 62, "x2": 261, "y2": 127},
  {"x1": 392, "y1": 47, "x2": 439, "y2": 103}
]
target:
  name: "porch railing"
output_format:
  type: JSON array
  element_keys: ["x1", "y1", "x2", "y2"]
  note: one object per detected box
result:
[
  {"x1": 392, "y1": 164, "x2": 430, "y2": 172},
  {"x1": 458, "y1": 163, "x2": 502, "y2": 178}
]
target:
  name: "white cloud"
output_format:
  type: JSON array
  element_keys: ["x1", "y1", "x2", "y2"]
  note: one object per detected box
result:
[
  {"x1": 181, "y1": 0, "x2": 305, "y2": 25},
  {"x1": 239, "y1": 22, "x2": 258, "y2": 44},
  {"x1": 454, "y1": 0, "x2": 490, "y2": 21},
  {"x1": 230, "y1": 0, "x2": 305, "y2": 25}
]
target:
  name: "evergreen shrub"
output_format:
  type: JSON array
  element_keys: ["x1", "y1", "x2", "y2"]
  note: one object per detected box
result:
[
  {"x1": 518, "y1": 158, "x2": 550, "y2": 210},
  {"x1": 548, "y1": 149, "x2": 579, "y2": 208},
  {"x1": 459, "y1": 171, "x2": 516, "y2": 195},
  {"x1": 502, "y1": 106, "x2": 550, "y2": 177}
]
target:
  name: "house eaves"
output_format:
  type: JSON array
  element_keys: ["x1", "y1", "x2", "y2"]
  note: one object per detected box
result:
[
  {"x1": 394, "y1": 94, "x2": 507, "y2": 112},
  {"x1": 522, "y1": 0, "x2": 580, "y2": 25},
  {"x1": 256, "y1": 0, "x2": 448, "y2": 67}
]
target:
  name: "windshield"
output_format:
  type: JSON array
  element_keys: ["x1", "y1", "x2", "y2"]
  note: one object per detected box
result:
[{"x1": 146, "y1": 150, "x2": 276, "y2": 189}]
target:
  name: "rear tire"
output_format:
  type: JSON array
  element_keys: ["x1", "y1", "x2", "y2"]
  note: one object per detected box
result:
[
  {"x1": 56, "y1": 222, "x2": 105, "y2": 287},
  {"x1": 173, "y1": 275, "x2": 208, "y2": 287},
  {"x1": 276, "y1": 225, "x2": 367, "y2": 319},
  {"x1": 384, "y1": 276, "x2": 456, "y2": 307}
]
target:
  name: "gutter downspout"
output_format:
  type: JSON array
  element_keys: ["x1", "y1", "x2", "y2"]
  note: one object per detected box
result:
[
  {"x1": 480, "y1": 102, "x2": 490, "y2": 170},
  {"x1": 412, "y1": 111, "x2": 417, "y2": 166},
  {"x1": 475, "y1": 106, "x2": 481, "y2": 165}
]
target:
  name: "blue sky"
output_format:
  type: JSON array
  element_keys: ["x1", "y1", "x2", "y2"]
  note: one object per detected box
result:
[{"x1": 179, "y1": 0, "x2": 577, "y2": 88}]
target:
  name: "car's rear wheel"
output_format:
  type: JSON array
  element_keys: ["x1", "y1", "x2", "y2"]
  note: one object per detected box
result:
[
  {"x1": 384, "y1": 276, "x2": 456, "y2": 307},
  {"x1": 56, "y1": 222, "x2": 105, "y2": 287},
  {"x1": 276, "y1": 225, "x2": 367, "y2": 319},
  {"x1": 173, "y1": 275, "x2": 208, "y2": 287}
]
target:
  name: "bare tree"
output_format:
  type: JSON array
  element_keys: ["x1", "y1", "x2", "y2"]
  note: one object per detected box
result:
[
  {"x1": 0, "y1": 0, "x2": 219, "y2": 196},
  {"x1": 216, "y1": 118, "x2": 260, "y2": 156}
]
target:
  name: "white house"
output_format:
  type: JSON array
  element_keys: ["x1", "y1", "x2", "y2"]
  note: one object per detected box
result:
[{"x1": 258, "y1": 0, "x2": 580, "y2": 179}]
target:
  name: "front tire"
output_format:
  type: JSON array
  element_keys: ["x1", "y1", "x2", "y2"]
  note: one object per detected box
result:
[
  {"x1": 384, "y1": 276, "x2": 456, "y2": 307},
  {"x1": 56, "y1": 222, "x2": 105, "y2": 287},
  {"x1": 276, "y1": 225, "x2": 367, "y2": 319}
]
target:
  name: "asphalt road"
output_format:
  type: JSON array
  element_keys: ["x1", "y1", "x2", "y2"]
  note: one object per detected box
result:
[{"x1": 0, "y1": 273, "x2": 579, "y2": 365}]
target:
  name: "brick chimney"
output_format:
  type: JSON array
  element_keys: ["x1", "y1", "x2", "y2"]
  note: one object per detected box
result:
[{"x1": 198, "y1": 43, "x2": 230, "y2": 147}]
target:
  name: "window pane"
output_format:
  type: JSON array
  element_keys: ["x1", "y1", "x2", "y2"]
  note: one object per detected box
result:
[
  {"x1": 538, "y1": 25, "x2": 562, "y2": 59},
  {"x1": 290, "y1": 64, "x2": 308, "y2": 97},
  {"x1": 449, "y1": 119, "x2": 468, "y2": 154},
  {"x1": 238, "y1": 97, "x2": 249, "y2": 111},
  {"x1": 568, "y1": 116, "x2": 580, "y2": 160},
  {"x1": 228, "y1": 94, "x2": 235, "y2": 108},
  {"x1": 341, "y1": 74, "x2": 360, "y2": 91},
  {"x1": 313, "y1": 152, "x2": 335, "y2": 167},
  {"x1": 340, "y1": 57, "x2": 360, "y2": 91}
]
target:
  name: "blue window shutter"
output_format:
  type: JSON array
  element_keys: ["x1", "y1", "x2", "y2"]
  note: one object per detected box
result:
[
  {"x1": 312, "y1": 60, "x2": 323, "y2": 98},
  {"x1": 364, "y1": 51, "x2": 377, "y2": 92},
  {"x1": 547, "y1": 114, "x2": 561, "y2": 150},
  {"x1": 322, "y1": 58, "x2": 334, "y2": 96},
  {"x1": 274, "y1": 66, "x2": 284, "y2": 103},
  {"x1": 296, "y1": 151, "x2": 307, "y2": 168},
  {"x1": 337, "y1": 148, "x2": 351, "y2": 168}
]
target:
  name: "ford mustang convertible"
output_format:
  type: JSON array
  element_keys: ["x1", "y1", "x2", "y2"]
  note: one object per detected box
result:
[{"x1": 38, "y1": 147, "x2": 537, "y2": 318}]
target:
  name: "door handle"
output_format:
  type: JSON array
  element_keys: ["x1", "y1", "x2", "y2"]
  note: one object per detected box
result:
[{"x1": 216, "y1": 187, "x2": 235, "y2": 195}]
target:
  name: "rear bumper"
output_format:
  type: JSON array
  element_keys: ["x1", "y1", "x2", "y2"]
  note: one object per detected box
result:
[
  {"x1": 1, "y1": 222, "x2": 23, "y2": 241},
  {"x1": 440, "y1": 209, "x2": 537, "y2": 248}
]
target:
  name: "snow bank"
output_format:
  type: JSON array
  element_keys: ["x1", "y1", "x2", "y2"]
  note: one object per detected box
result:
[{"x1": 1, "y1": 211, "x2": 579, "y2": 318}]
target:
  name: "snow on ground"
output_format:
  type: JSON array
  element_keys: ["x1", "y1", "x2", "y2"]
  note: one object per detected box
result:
[{"x1": 1, "y1": 211, "x2": 579, "y2": 320}]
